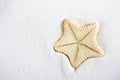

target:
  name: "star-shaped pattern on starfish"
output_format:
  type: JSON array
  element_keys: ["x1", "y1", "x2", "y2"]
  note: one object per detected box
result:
[{"x1": 54, "y1": 18, "x2": 104, "y2": 69}]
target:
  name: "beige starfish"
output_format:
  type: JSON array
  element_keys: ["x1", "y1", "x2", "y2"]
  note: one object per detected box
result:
[{"x1": 54, "y1": 18, "x2": 104, "y2": 69}]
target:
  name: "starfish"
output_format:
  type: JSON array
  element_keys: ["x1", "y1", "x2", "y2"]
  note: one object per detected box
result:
[{"x1": 54, "y1": 18, "x2": 104, "y2": 69}]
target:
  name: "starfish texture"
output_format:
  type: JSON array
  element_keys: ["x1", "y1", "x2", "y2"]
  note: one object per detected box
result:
[{"x1": 54, "y1": 19, "x2": 104, "y2": 69}]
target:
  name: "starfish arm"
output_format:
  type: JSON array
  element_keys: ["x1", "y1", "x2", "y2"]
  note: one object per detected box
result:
[
  {"x1": 65, "y1": 19, "x2": 79, "y2": 41},
  {"x1": 80, "y1": 24, "x2": 96, "y2": 41},
  {"x1": 81, "y1": 44, "x2": 100, "y2": 54},
  {"x1": 68, "y1": 21, "x2": 97, "y2": 41},
  {"x1": 55, "y1": 42, "x2": 77, "y2": 48},
  {"x1": 72, "y1": 43, "x2": 102, "y2": 69},
  {"x1": 54, "y1": 19, "x2": 78, "y2": 49},
  {"x1": 82, "y1": 23, "x2": 104, "y2": 56},
  {"x1": 54, "y1": 43, "x2": 78, "y2": 68}
]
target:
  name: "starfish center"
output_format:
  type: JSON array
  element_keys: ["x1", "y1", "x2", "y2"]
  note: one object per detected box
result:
[{"x1": 78, "y1": 41, "x2": 82, "y2": 45}]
